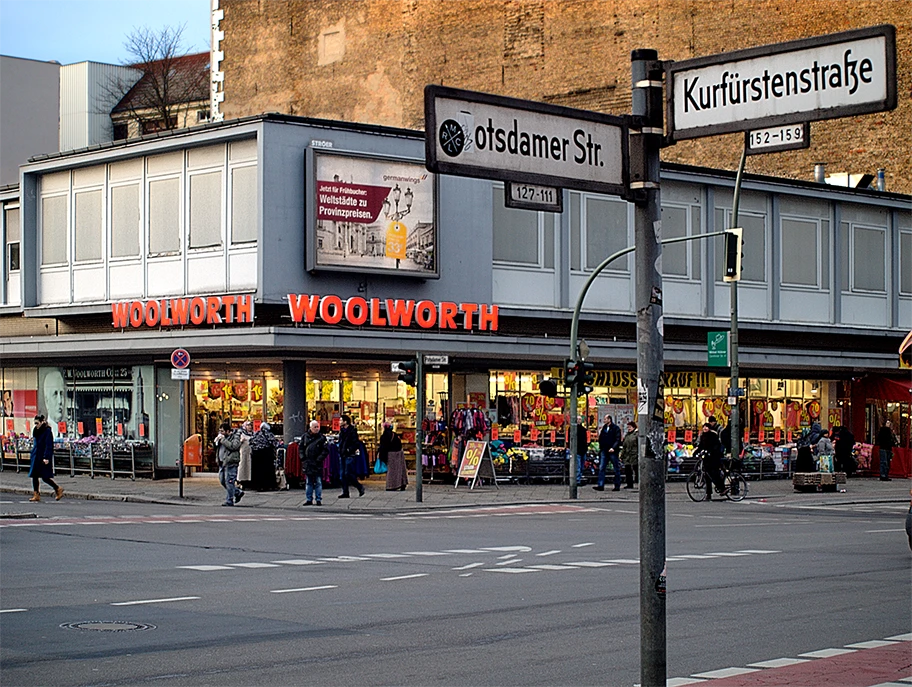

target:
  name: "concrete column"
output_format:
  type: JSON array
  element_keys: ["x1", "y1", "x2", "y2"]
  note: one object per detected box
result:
[{"x1": 283, "y1": 360, "x2": 307, "y2": 445}]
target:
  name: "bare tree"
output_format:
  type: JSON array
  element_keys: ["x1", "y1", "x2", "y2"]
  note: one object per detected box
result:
[{"x1": 105, "y1": 24, "x2": 210, "y2": 138}]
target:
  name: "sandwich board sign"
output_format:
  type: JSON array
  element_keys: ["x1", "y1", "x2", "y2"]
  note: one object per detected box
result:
[
  {"x1": 455, "y1": 440, "x2": 499, "y2": 490},
  {"x1": 666, "y1": 25, "x2": 896, "y2": 142}
]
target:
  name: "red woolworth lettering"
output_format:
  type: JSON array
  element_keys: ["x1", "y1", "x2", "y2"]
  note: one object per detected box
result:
[
  {"x1": 459, "y1": 303, "x2": 478, "y2": 330},
  {"x1": 288, "y1": 294, "x2": 320, "y2": 323},
  {"x1": 235, "y1": 294, "x2": 254, "y2": 323},
  {"x1": 206, "y1": 297, "x2": 222, "y2": 324},
  {"x1": 345, "y1": 297, "x2": 368, "y2": 325},
  {"x1": 112, "y1": 302, "x2": 130, "y2": 327},
  {"x1": 144, "y1": 300, "x2": 160, "y2": 327},
  {"x1": 479, "y1": 304, "x2": 498, "y2": 331},
  {"x1": 190, "y1": 298, "x2": 206, "y2": 325},
  {"x1": 222, "y1": 295, "x2": 236, "y2": 323},
  {"x1": 320, "y1": 295, "x2": 343, "y2": 324},
  {"x1": 415, "y1": 300, "x2": 437, "y2": 328},
  {"x1": 369, "y1": 298, "x2": 387, "y2": 326},
  {"x1": 438, "y1": 301, "x2": 458, "y2": 329},
  {"x1": 386, "y1": 299, "x2": 415, "y2": 327},
  {"x1": 170, "y1": 299, "x2": 190, "y2": 325},
  {"x1": 129, "y1": 301, "x2": 143, "y2": 328}
]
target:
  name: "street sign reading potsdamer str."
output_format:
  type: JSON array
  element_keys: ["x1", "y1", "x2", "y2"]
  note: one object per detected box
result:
[
  {"x1": 666, "y1": 25, "x2": 896, "y2": 142},
  {"x1": 425, "y1": 85, "x2": 628, "y2": 199}
]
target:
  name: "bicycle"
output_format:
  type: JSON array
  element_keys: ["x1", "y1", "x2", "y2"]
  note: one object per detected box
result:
[{"x1": 685, "y1": 452, "x2": 748, "y2": 502}]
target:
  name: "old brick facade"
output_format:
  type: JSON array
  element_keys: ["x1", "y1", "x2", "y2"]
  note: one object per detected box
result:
[{"x1": 220, "y1": 0, "x2": 911, "y2": 193}]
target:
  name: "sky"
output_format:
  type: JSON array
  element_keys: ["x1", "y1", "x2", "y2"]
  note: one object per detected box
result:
[{"x1": 0, "y1": 0, "x2": 211, "y2": 65}]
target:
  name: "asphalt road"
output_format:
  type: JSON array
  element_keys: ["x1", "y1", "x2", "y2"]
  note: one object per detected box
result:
[{"x1": 1, "y1": 496, "x2": 909, "y2": 687}]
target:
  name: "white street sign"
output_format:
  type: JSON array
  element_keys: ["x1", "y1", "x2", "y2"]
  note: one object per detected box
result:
[
  {"x1": 171, "y1": 368, "x2": 190, "y2": 380},
  {"x1": 423, "y1": 355, "x2": 449, "y2": 366},
  {"x1": 667, "y1": 25, "x2": 896, "y2": 141},
  {"x1": 425, "y1": 85, "x2": 628, "y2": 198}
]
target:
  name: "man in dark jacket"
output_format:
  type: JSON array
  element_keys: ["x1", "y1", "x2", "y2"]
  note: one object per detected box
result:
[
  {"x1": 214, "y1": 420, "x2": 243, "y2": 506},
  {"x1": 876, "y1": 420, "x2": 899, "y2": 481},
  {"x1": 301, "y1": 420, "x2": 328, "y2": 505},
  {"x1": 338, "y1": 414, "x2": 365, "y2": 498},
  {"x1": 833, "y1": 425, "x2": 856, "y2": 475},
  {"x1": 594, "y1": 415, "x2": 622, "y2": 492}
]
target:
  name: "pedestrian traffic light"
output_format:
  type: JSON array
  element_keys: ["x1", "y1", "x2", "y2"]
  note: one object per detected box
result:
[
  {"x1": 539, "y1": 379, "x2": 558, "y2": 398},
  {"x1": 396, "y1": 360, "x2": 417, "y2": 386},
  {"x1": 564, "y1": 359, "x2": 580, "y2": 389},
  {"x1": 580, "y1": 361, "x2": 596, "y2": 395},
  {"x1": 723, "y1": 227, "x2": 743, "y2": 282}
]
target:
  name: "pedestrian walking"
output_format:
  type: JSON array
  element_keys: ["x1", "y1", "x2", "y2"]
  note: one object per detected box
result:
[
  {"x1": 697, "y1": 422, "x2": 726, "y2": 499},
  {"x1": 249, "y1": 422, "x2": 279, "y2": 491},
  {"x1": 380, "y1": 422, "x2": 408, "y2": 491},
  {"x1": 214, "y1": 420, "x2": 244, "y2": 506},
  {"x1": 28, "y1": 414, "x2": 63, "y2": 502},
  {"x1": 876, "y1": 420, "x2": 899, "y2": 481},
  {"x1": 237, "y1": 420, "x2": 253, "y2": 490},
  {"x1": 337, "y1": 414, "x2": 365, "y2": 498},
  {"x1": 620, "y1": 421, "x2": 638, "y2": 489},
  {"x1": 301, "y1": 420, "x2": 328, "y2": 505},
  {"x1": 594, "y1": 415, "x2": 621, "y2": 492}
]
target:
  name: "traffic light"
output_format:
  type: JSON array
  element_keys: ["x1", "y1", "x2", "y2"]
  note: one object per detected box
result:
[
  {"x1": 539, "y1": 379, "x2": 558, "y2": 398},
  {"x1": 723, "y1": 227, "x2": 743, "y2": 282},
  {"x1": 396, "y1": 360, "x2": 417, "y2": 386},
  {"x1": 564, "y1": 359, "x2": 580, "y2": 389},
  {"x1": 580, "y1": 361, "x2": 595, "y2": 395}
]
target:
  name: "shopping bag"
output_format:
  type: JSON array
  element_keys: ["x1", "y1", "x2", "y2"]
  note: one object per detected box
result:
[{"x1": 374, "y1": 459, "x2": 388, "y2": 474}]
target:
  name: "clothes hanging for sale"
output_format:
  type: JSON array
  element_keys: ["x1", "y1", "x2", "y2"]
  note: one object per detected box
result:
[{"x1": 284, "y1": 441, "x2": 301, "y2": 480}]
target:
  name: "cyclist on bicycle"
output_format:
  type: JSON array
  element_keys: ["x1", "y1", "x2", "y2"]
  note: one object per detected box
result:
[{"x1": 697, "y1": 422, "x2": 726, "y2": 499}]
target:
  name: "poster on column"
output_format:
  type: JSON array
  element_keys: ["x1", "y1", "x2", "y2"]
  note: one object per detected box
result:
[
  {"x1": 309, "y1": 152, "x2": 438, "y2": 278},
  {"x1": 455, "y1": 440, "x2": 499, "y2": 490}
]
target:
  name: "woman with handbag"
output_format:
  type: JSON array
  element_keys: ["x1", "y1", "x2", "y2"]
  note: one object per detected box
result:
[{"x1": 380, "y1": 422, "x2": 408, "y2": 491}]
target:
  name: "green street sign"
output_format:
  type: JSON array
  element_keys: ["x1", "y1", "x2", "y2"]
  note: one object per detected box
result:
[{"x1": 707, "y1": 331, "x2": 730, "y2": 367}]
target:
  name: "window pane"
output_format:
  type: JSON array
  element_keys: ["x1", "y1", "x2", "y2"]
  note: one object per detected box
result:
[
  {"x1": 691, "y1": 205, "x2": 701, "y2": 281},
  {"x1": 190, "y1": 171, "x2": 222, "y2": 249},
  {"x1": 839, "y1": 221, "x2": 849, "y2": 292},
  {"x1": 741, "y1": 213, "x2": 765, "y2": 282},
  {"x1": 111, "y1": 184, "x2": 140, "y2": 258},
  {"x1": 75, "y1": 190, "x2": 103, "y2": 262},
  {"x1": 493, "y1": 187, "x2": 538, "y2": 264},
  {"x1": 660, "y1": 204, "x2": 687, "y2": 276},
  {"x1": 149, "y1": 178, "x2": 180, "y2": 254},
  {"x1": 900, "y1": 232, "x2": 911, "y2": 295},
  {"x1": 230, "y1": 166, "x2": 257, "y2": 243},
  {"x1": 714, "y1": 208, "x2": 726, "y2": 281},
  {"x1": 781, "y1": 217, "x2": 818, "y2": 286},
  {"x1": 543, "y1": 213, "x2": 554, "y2": 269},
  {"x1": 586, "y1": 197, "x2": 627, "y2": 271},
  {"x1": 8, "y1": 242, "x2": 20, "y2": 271},
  {"x1": 820, "y1": 219, "x2": 829, "y2": 288},
  {"x1": 570, "y1": 192, "x2": 580, "y2": 270},
  {"x1": 853, "y1": 226, "x2": 884, "y2": 291},
  {"x1": 5, "y1": 207, "x2": 20, "y2": 241},
  {"x1": 41, "y1": 195, "x2": 67, "y2": 265}
]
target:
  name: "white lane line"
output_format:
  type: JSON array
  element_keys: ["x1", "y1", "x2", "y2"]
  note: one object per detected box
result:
[
  {"x1": 227, "y1": 562, "x2": 281, "y2": 568},
  {"x1": 178, "y1": 565, "x2": 233, "y2": 571},
  {"x1": 667, "y1": 679, "x2": 708, "y2": 686},
  {"x1": 381, "y1": 573, "x2": 429, "y2": 581},
  {"x1": 495, "y1": 558, "x2": 523, "y2": 566},
  {"x1": 402, "y1": 551, "x2": 450, "y2": 556},
  {"x1": 526, "y1": 564, "x2": 579, "y2": 571},
  {"x1": 691, "y1": 667, "x2": 760, "y2": 679},
  {"x1": 458, "y1": 573, "x2": 473, "y2": 577},
  {"x1": 536, "y1": 550, "x2": 561, "y2": 557},
  {"x1": 866, "y1": 528, "x2": 905, "y2": 533},
  {"x1": 602, "y1": 558, "x2": 639, "y2": 564},
  {"x1": 705, "y1": 552, "x2": 750, "y2": 557},
  {"x1": 365, "y1": 553, "x2": 411, "y2": 558},
  {"x1": 484, "y1": 567, "x2": 539, "y2": 574},
  {"x1": 497, "y1": 553, "x2": 517, "y2": 559},
  {"x1": 885, "y1": 633, "x2": 912, "y2": 641},
  {"x1": 666, "y1": 557, "x2": 688, "y2": 561},
  {"x1": 443, "y1": 549, "x2": 486, "y2": 554},
  {"x1": 798, "y1": 648, "x2": 857, "y2": 658},
  {"x1": 674, "y1": 554, "x2": 717, "y2": 560},
  {"x1": 271, "y1": 559, "x2": 322, "y2": 566},
  {"x1": 271, "y1": 585, "x2": 337, "y2": 594},
  {"x1": 571, "y1": 542, "x2": 595, "y2": 548},
  {"x1": 736, "y1": 549, "x2": 781, "y2": 554},
  {"x1": 175, "y1": 519, "x2": 204, "y2": 523},
  {"x1": 845, "y1": 640, "x2": 899, "y2": 649},
  {"x1": 111, "y1": 596, "x2": 200, "y2": 606},
  {"x1": 747, "y1": 658, "x2": 811, "y2": 668},
  {"x1": 452, "y1": 562, "x2": 484, "y2": 570},
  {"x1": 0, "y1": 608, "x2": 27, "y2": 614},
  {"x1": 481, "y1": 546, "x2": 532, "y2": 552},
  {"x1": 565, "y1": 561, "x2": 615, "y2": 567}
]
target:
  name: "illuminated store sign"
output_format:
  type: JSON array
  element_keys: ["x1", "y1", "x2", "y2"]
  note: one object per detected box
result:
[
  {"x1": 112, "y1": 295, "x2": 254, "y2": 328},
  {"x1": 287, "y1": 294, "x2": 499, "y2": 331}
]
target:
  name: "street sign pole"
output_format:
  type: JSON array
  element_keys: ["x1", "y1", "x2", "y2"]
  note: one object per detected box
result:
[
  {"x1": 178, "y1": 381, "x2": 185, "y2": 499},
  {"x1": 415, "y1": 353, "x2": 424, "y2": 503},
  {"x1": 729, "y1": 144, "x2": 748, "y2": 463},
  {"x1": 632, "y1": 48, "x2": 666, "y2": 687}
]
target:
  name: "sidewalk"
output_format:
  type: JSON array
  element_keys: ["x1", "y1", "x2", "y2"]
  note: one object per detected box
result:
[{"x1": 1, "y1": 468, "x2": 908, "y2": 513}]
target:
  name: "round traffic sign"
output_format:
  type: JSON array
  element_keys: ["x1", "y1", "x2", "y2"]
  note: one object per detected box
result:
[{"x1": 171, "y1": 348, "x2": 191, "y2": 369}]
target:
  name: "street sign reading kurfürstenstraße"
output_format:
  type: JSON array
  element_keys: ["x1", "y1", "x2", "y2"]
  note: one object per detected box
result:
[
  {"x1": 425, "y1": 85, "x2": 628, "y2": 198},
  {"x1": 666, "y1": 25, "x2": 896, "y2": 142}
]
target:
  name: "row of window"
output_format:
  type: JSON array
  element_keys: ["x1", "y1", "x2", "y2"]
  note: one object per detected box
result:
[
  {"x1": 492, "y1": 185, "x2": 912, "y2": 295},
  {"x1": 34, "y1": 140, "x2": 257, "y2": 268}
]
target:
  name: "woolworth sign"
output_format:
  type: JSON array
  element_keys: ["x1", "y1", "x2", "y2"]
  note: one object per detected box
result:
[{"x1": 666, "y1": 25, "x2": 896, "y2": 141}]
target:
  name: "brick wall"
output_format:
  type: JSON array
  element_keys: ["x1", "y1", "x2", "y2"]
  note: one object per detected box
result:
[{"x1": 221, "y1": 0, "x2": 911, "y2": 192}]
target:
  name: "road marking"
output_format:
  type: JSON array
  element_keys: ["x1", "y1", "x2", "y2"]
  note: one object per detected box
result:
[
  {"x1": 705, "y1": 552, "x2": 750, "y2": 557},
  {"x1": 886, "y1": 633, "x2": 912, "y2": 641},
  {"x1": 452, "y1": 563, "x2": 484, "y2": 570},
  {"x1": 666, "y1": 679, "x2": 707, "y2": 686},
  {"x1": 458, "y1": 573, "x2": 473, "y2": 577},
  {"x1": 443, "y1": 549, "x2": 486, "y2": 554},
  {"x1": 227, "y1": 562, "x2": 281, "y2": 568},
  {"x1": 845, "y1": 640, "x2": 898, "y2": 649},
  {"x1": 381, "y1": 573, "x2": 428, "y2": 581},
  {"x1": 736, "y1": 549, "x2": 780, "y2": 554},
  {"x1": 481, "y1": 546, "x2": 532, "y2": 552},
  {"x1": 691, "y1": 667, "x2": 760, "y2": 679},
  {"x1": 495, "y1": 558, "x2": 523, "y2": 566},
  {"x1": 527, "y1": 564, "x2": 579, "y2": 571},
  {"x1": 111, "y1": 596, "x2": 200, "y2": 606},
  {"x1": 0, "y1": 608, "x2": 27, "y2": 613},
  {"x1": 536, "y1": 550, "x2": 561, "y2": 556},
  {"x1": 674, "y1": 554, "x2": 717, "y2": 560},
  {"x1": 364, "y1": 553, "x2": 411, "y2": 558},
  {"x1": 178, "y1": 565, "x2": 233, "y2": 571},
  {"x1": 271, "y1": 585, "x2": 337, "y2": 594},
  {"x1": 566, "y1": 561, "x2": 615, "y2": 567},
  {"x1": 747, "y1": 657, "x2": 811, "y2": 668},
  {"x1": 402, "y1": 551, "x2": 450, "y2": 556},
  {"x1": 603, "y1": 558, "x2": 639, "y2": 564},
  {"x1": 271, "y1": 559, "x2": 321, "y2": 566},
  {"x1": 484, "y1": 567, "x2": 539, "y2": 574},
  {"x1": 571, "y1": 542, "x2": 594, "y2": 548},
  {"x1": 866, "y1": 528, "x2": 905, "y2": 533},
  {"x1": 798, "y1": 648, "x2": 857, "y2": 658}
]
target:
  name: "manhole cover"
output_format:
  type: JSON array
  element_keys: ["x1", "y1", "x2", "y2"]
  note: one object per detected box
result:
[{"x1": 60, "y1": 620, "x2": 156, "y2": 632}]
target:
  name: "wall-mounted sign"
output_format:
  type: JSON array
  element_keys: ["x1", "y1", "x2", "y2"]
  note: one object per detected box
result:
[
  {"x1": 666, "y1": 25, "x2": 896, "y2": 141},
  {"x1": 426, "y1": 85, "x2": 628, "y2": 198},
  {"x1": 287, "y1": 294, "x2": 498, "y2": 331},
  {"x1": 745, "y1": 122, "x2": 810, "y2": 155},
  {"x1": 504, "y1": 181, "x2": 563, "y2": 213},
  {"x1": 707, "y1": 331, "x2": 730, "y2": 367},
  {"x1": 112, "y1": 295, "x2": 254, "y2": 329},
  {"x1": 555, "y1": 368, "x2": 716, "y2": 390},
  {"x1": 308, "y1": 152, "x2": 438, "y2": 278}
]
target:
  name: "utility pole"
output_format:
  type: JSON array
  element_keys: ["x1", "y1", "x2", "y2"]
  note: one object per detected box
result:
[
  {"x1": 729, "y1": 146, "x2": 748, "y2": 462},
  {"x1": 631, "y1": 48, "x2": 666, "y2": 687},
  {"x1": 415, "y1": 353, "x2": 424, "y2": 503}
]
